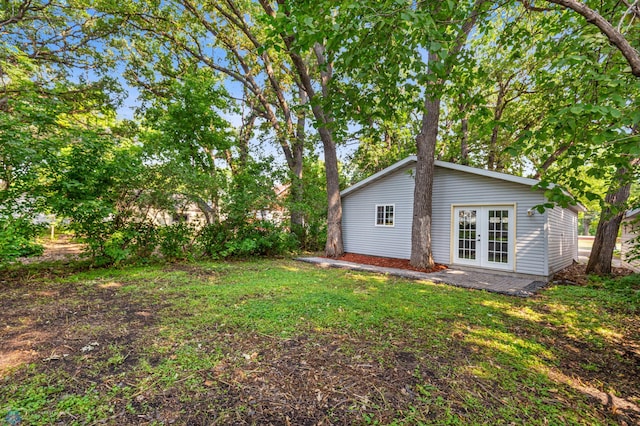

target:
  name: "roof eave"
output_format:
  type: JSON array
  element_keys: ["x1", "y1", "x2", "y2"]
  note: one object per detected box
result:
[
  {"x1": 340, "y1": 155, "x2": 417, "y2": 198},
  {"x1": 340, "y1": 156, "x2": 587, "y2": 213}
]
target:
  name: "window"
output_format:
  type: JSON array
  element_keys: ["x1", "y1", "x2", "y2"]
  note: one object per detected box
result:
[{"x1": 375, "y1": 204, "x2": 394, "y2": 226}]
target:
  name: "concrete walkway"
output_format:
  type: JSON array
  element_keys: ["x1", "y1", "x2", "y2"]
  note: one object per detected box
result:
[{"x1": 296, "y1": 257, "x2": 547, "y2": 297}]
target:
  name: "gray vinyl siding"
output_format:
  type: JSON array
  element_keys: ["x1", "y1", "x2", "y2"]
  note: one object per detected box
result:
[
  {"x1": 342, "y1": 164, "x2": 414, "y2": 259},
  {"x1": 431, "y1": 167, "x2": 548, "y2": 276},
  {"x1": 546, "y1": 207, "x2": 578, "y2": 274},
  {"x1": 342, "y1": 164, "x2": 550, "y2": 276}
]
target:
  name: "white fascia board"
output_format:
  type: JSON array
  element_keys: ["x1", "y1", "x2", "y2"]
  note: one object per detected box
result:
[
  {"x1": 437, "y1": 161, "x2": 587, "y2": 213},
  {"x1": 341, "y1": 156, "x2": 540, "y2": 198},
  {"x1": 433, "y1": 160, "x2": 541, "y2": 187},
  {"x1": 340, "y1": 156, "x2": 417, "y2": 197}
]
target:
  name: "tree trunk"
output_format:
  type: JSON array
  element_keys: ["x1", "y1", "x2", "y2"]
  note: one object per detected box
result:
[
  {"x1": 533, "y1": 141, "x2": 574, "y2": 180},
  {"x1": 408, "y1": 0, "x2": 484, "y2": 268},
  {"x1": 460, "y1": 116, "x2": 469, "y2": 165},
  {"x1": 586, "y1": 165, "x2": 633, "y2": 275},
  {"x1": 289, "y1": 153, "x2": 304, "y2": 235},
  {"x1": 194, "y1": 196, "x2": 218, "y2": 224},
  {"x1": 586, "y1": 204, "x2": 626, "y2": 275},
  {"x1": 290, "y1": 87, "x2": 306, "y2": 239},
  {"x1": 310, "y1": 44, "x2": 343, "y2": 256},
  {"x1": 410, "y1": 65, "x2": 440, "y2": 269},
  {"x1": 258, "y1": 1, "x2": 344, "y2": 257},
  {"x1": 289, "y1": 66, "x2": 343, "y2": 256},
  {"x1": 322, "y1": 134, "x2": 344, "y2": 257}
]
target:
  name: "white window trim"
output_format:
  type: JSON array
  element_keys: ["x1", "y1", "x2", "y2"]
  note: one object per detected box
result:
[{"x1": 375, "y1": 204, "x2": 395, "y2": 227}]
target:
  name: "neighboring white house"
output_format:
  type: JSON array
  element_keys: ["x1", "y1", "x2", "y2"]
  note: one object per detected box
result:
[
  {"x1": 621, "y1": 208, "x2": 640, "y2": 271},
  {"x1": 341, "y1": 156, "x2": 584, "y2": 280}
]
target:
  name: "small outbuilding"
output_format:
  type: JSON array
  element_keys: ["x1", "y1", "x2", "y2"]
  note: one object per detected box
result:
[
  {"x1": 621, "y1": 208, "x2": 640, "y2": 271},
  {"x1": 341, "y1": 156, "x2": 584, "y2": 280}
]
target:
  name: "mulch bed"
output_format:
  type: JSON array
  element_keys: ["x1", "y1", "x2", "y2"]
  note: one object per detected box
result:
[
  {"x1": 332, "y1": 252, "x2": 448, "y2": 273},
  {"x1": 335, "y1": 254, "x2": 638, "y2": 285}
]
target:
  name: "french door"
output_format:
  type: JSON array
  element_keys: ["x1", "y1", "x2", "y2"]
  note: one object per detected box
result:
[{"x1": 453, "y1": 206, "x2": 514, "y2": 271}]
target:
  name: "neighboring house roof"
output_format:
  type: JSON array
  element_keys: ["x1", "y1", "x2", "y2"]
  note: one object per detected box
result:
[
  {"x1": 274, "y1": 183, "x2": 290, "y2": 199},
  {"x1": 625, "y1": 208, "x2": 640, "y2": 219},
  {"x1": 340, "y1": 156, "x2": 586, "y2": 212}
]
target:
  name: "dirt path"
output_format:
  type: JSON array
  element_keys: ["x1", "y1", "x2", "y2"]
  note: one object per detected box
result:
[{"x1": 18, "y1": 235, "x2": 86, "y2": 264}]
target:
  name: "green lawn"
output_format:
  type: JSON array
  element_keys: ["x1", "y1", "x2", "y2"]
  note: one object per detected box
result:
[{"x1": 1, "y1": 259, "x2": 638, "y2": 425}]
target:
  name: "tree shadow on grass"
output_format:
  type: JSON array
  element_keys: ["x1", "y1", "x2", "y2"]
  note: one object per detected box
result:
[
  {"x1": 469, "y1": 289, "x2": 640, "y2": 425},
  {"x1": 1, "y1": 261, "x2": 639, "y2": 424}
]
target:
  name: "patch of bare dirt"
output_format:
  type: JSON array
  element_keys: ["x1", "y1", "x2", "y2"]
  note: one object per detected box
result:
[
  {"x1": 0, "y1": 278, "x2": 159, "y2": 378},
  {"x1": 135, "y1": 333, "x2": 458, "y2": 425},
  {"x1": 332, "y1": 252, "x2": 448, "y2": 273}
]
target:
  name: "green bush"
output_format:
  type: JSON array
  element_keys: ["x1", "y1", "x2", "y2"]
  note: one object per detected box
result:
[
  {"x1": 130, "y1": 222, "x2": 159, "y2": 259},
  {"x1": 77, "y1": 218, "x2": 297, "y2": 265},
  {"x1": 232, "y1": 221, "x2": 298, "y2": 257},
  {"x1": 197, "y1": 222, "x2": 232, "y2": 259},
  {"x1": 80, "y1": 221, "x2": 160, "y2": 266},
  {"x1": 198, "y1": 221, "x2": 298, "y2": 259},
  {"x1": 158, "y1": 222, "x2": 196, "y2": 262},
  {"x1": 301, "y1": 220, "x2": 327, "y2": 252},
  {"x1": 84, "y1": 223, "x2": 134, "y2": 266},
  {"x1": 0, "y1": 216, "x2": 45, "y2": 264},
  {"x1": 101, "y1": 230, "x2": 133, "y2": 266}
]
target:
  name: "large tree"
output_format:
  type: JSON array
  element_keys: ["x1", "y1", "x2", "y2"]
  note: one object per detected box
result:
[
  {"x1": 587, "y1": 157, "x2": 640, "y2": 275},
  {"x1": 257, "y1": 0, "x2": 345, "y2": 256},
  {"x1": 303, "y1": 0, "x2": 492, "y2": 268},
  {"x1": 518, "y1": 4, "x2": 640, "y2": 273},
  {"x1": 95, "y1": 0, "x2": 311, "y2": 237},
  {"x1": 0, "y1": 0, "x2": 126, "y2": 261}
]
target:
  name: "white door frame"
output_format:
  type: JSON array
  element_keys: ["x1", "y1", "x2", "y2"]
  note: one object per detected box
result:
[{"x1": 451, "y1": 204, "x2": 516, "y2": 271}]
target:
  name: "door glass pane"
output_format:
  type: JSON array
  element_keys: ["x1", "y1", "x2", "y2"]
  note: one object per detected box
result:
[
  {"x1": 458, "y1": 210, "x2": 476, "y2": 260},
  {"x1": 487, "y1": 209, "x2": 508, "y2": 263}
]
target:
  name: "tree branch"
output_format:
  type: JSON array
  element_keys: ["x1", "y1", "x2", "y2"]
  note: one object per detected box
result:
[
  {"x1": 543, "y1": 0, "x2": 640, "y2": 77},
  {"x1": 0, "y1": 0, "x2": 51, "y2": 29}
]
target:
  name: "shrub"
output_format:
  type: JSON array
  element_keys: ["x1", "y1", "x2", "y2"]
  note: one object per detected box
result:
[
  {"x1": 198, "y1": 221, "x2": 298, "y2": 259},
  {"x1": 197, "y1": 222, "x2": 232, "y2": 259},
  {"x1": 0, "y1": 216, "x2": 45, "y2": 265},
  {"x1": 130, "y1": 222, "x2": 159, "y2": 259},
  {"x1": 81, "y1": 221, "x2": 161, "y2": 266},
  {"x1": 101, "y1": 230, "x2": 133, "y2": 265},
  {"x1": 158, "y1": 222, "x2": 196, "y2": 262}
]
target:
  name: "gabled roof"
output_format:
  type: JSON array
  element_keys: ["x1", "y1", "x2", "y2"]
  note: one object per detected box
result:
[
  {"x1": 340, "y1": 156, "x2": 540, "y2": 197},
  {"x1": 340, "y1": 155, "x2": 586, "y2": 212}
]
